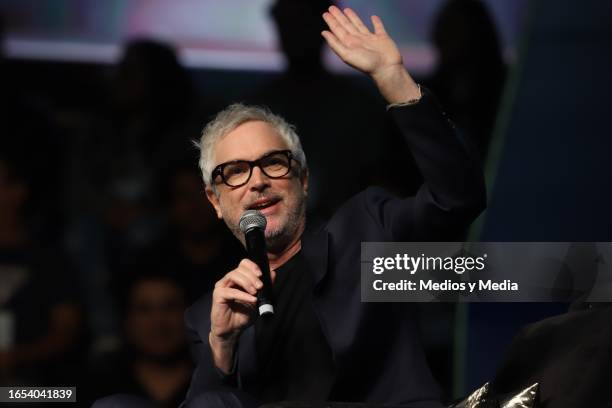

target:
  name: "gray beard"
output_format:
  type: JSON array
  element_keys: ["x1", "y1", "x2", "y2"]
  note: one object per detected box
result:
[
  {"x1": 265, "y1": 201, "x2": 306, "y2": 254},
  {"x1": 227, "y1": 193, "x2": 306, "y2": 254}
]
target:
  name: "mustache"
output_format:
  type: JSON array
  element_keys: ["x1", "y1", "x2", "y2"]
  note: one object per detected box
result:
[{"x1": 244, "y1": 193, "x2": 283, "y2": 210}]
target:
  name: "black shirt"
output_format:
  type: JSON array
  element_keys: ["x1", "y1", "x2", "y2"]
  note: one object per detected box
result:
[{"x1": 254, "y1": 251, "x2": 336, "y2": 402}]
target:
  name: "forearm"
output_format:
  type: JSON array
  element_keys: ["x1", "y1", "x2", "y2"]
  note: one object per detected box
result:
[
  {"x1": 391, "y1": 91, "x2": 486, "y2": 232},
  {"x1": 208, "y1": 331, "x2": 237, "y2": 375},
  {"x1": 370, "y1": 59, "x2": 483, "y2": 215}
]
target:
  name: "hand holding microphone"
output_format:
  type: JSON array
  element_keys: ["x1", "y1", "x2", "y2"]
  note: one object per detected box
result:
[{"x1": 209, "y1": 210, "x2": 274, "y2": 373}]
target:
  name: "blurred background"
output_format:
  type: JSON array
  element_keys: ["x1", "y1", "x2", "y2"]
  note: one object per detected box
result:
[{"x1": 0, "y1": 0, "x2": 610, "y2": 406}]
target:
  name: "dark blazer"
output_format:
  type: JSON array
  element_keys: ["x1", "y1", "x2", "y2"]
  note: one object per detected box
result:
[{"x1": 183, "y1": 90, "x2": 486, "y2": 406}]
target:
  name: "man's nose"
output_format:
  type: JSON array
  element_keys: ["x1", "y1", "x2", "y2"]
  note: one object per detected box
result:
[{"x1": 248, "y1": 166, "x2": 270, "y2": 191}]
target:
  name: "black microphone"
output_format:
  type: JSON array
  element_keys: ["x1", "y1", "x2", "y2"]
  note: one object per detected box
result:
[{"x1": 239, "y1": 210, "x2": 274, "y2": 316}]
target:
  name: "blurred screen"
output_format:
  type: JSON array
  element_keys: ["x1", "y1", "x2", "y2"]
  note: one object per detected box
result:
[{"x1": 0, "y1": 0, "x2": 527, "y2": 74}]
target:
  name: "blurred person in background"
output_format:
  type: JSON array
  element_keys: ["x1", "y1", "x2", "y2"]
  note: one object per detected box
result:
[
  {"x1": 73, "y1": 39, "x2": 201, "y2": 247},
  {"x1": 79, "y1": 38, "x2": 217, "y2": 216},
  {"x1": 86, "y1": 272, "x2": 192, "y2": 408},
  {"x1": 67, "y1": 39, "x2": 220, "y2": 353},
  {"x1": 0, "y1": 13, "x2": 66, "y2": 244},
  {"x1": 426, "y1": 0, "x2": 507, "y2": 160},
  {"x1": 0, "y1": 150, "x2": 84, "y2": 385},
  {"x1": 121, "y1": 163, "x2": 243, "y2": 306},
  {"x1": 0, "y1": 11, "x2": 84, "y2": 388}
]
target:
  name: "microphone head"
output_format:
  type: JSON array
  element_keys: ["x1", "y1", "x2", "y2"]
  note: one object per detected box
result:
[{"x1": 239, "y1": 210, "x2": 267, "y2": 233}]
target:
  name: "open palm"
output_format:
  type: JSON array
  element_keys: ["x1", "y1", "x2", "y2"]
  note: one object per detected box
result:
[{"x1": 322, "y1": 6, "x2": 403, "y2": 77}]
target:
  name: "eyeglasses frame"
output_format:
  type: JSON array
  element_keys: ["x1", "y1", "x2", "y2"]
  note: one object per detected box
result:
[{"x1": 211, "y1": 149, "x2": 299, "y2": 188}]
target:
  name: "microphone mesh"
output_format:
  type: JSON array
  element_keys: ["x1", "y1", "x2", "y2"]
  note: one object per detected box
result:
[{"x1": 239, "y1": 210, "x2": 267, "y2": 233}]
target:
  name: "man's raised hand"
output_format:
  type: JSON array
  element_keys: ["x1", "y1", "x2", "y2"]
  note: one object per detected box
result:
[
  {"x1": 321, "y1": 6, "x2": 420, "y2": 104},
  {"x1": 322, "y1": 6, "x2": 401, "y2": 78}
]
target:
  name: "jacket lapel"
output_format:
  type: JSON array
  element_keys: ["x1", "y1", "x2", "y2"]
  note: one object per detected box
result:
[{"x1": 302, "y1": 223, "x2": 330, "y2": 288}]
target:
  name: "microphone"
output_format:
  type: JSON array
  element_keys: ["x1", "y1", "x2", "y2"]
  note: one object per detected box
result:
[{"x1": 239, "y1": 210, "x2": 274, "y2": 316}]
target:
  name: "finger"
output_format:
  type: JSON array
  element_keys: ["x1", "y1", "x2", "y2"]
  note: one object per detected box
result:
[
  {"x1": 321, "y1": 31, "x2": 351, "y2": 61},
  {"x1": 322, "y1": 11, "x2": 350, "y2": 41},
  {"x1": 220, "y1": 270, "x2": 259, "y2": 294},
  {"x1": 238, "y1": 259, "x2": 262, "y2": 277},
  {"x1": 235, "y1": 267, "x2": 263, "y2": 291},
  {"x1": 237, "y1": 259, "x2": 264, "y2": 289},
  {"x1": 344, "y1": 8, "x2": 370, "y2": 34},
  {"x1": 216, "y1": 259, "x2": 260, "y2": 289},
  {"x1": 328, "y1": 5, "x2": 358, "y2": 35},
  {"x1": 371, "y1": 15, "x2": 387, "y2": 35},
  {"x1": 215, "y1": 287, "x2": 257, "y2": 304},
  {"x1": 232, "y1": 299, "x2": 256, "y2": 312}
]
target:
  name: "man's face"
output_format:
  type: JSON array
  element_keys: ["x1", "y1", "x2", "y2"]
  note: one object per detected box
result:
[{"x1": 205, "y1": 120, "x2": 308, "y2": 252}]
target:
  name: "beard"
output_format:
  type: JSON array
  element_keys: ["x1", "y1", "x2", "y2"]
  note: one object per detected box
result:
[
  {"x1": 264, "y1": 190, "x2": 306, "y2": 253},
  {"x1": 224, "y1": 188, "x2": 307, "y2": 254}
]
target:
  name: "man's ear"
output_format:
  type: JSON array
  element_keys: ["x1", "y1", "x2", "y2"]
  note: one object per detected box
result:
[
  {"x1": 301, "y1": 168, "x2": 309, "y2": 196},
  {"x1": 205, "y1": 186, "x2": 223, "y2": 219}
]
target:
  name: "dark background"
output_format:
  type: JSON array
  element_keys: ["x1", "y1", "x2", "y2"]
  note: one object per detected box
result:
[{"x1": 0, "y1": 0, "x2": 610, "y2": 406}]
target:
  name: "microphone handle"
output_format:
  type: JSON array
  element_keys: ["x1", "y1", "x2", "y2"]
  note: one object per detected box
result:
[{"x1": 244, "y1": 228, "x2": 274, "y2": 316}]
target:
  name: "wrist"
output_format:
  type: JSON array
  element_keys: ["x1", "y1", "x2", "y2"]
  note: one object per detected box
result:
[
  {"x1": 209, "y1": 329, "x2": 238, "y2": 350},
  {"x1": 372, "y1": 64, "x2": 420, "y2": 104},
  {"x1": 209, "y1": 331, "x2": 237, "y2": 374}
]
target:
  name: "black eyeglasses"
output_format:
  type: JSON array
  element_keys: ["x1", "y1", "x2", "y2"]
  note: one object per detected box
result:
[{"x1": 211, "y1": 150, "x2": 297, "y2": 187}]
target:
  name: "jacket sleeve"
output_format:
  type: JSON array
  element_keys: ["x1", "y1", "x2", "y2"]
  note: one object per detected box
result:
[
  {"x1": 369, "y1": 88, "x2": 486, "y2": 241},
  {"x1": 183, "y1": 295, "x2": 238, "y2": 402}
]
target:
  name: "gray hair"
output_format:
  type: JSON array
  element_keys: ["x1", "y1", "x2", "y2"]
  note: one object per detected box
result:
[{"x1": 197, "y1": 103, "x2": 308, "y2": 188}]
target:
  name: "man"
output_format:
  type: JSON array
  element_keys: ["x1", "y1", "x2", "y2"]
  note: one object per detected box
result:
[{"x1": 184, "y1": 6, "x2": 485, "y2": 407}]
